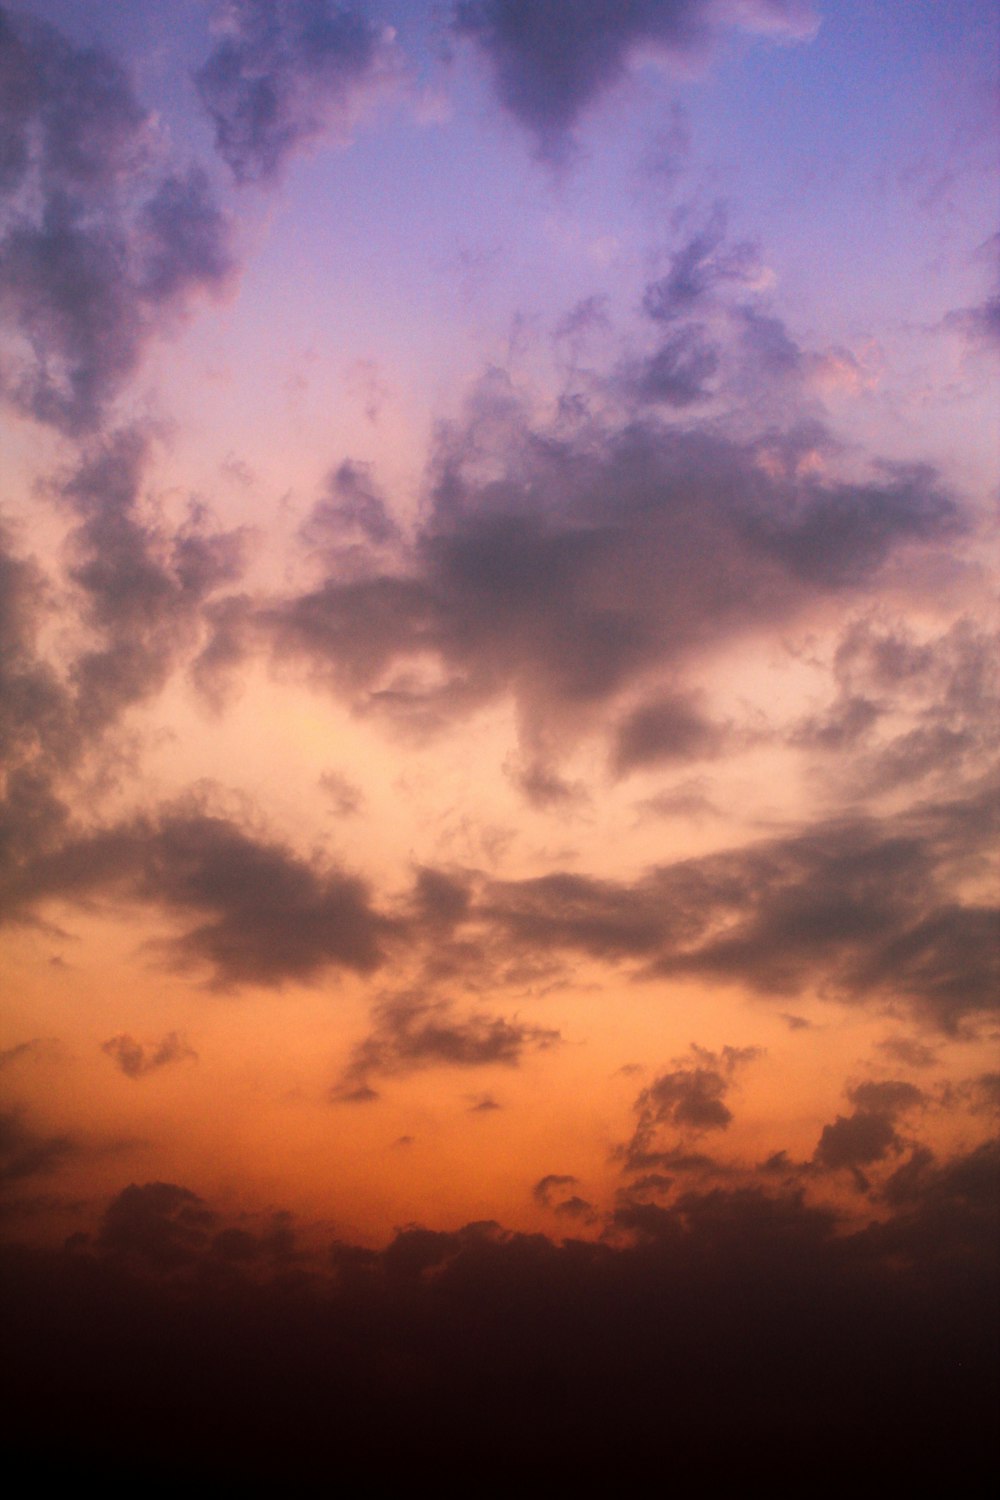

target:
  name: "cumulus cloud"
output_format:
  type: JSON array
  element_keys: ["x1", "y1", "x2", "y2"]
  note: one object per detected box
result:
[
  {"x1": 260, "y1": 388, "x2": 960, "y2": 771},
  {"x1": 453, "y1": 0, "x2": 817, "y2": 158},
  {"x1": 196, "y1": 0, "x2": 399, "y2": 183},
  {"x1": 0, "y1": 6, "x2": 233, "y2": 434}
]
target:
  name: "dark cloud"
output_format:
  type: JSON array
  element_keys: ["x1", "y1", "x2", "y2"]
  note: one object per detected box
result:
[
  {"x1": 622, "y1": 1046, "x2": 761, "y2": 1171},
  {"x1": 467, "y1": 1092, "x2": 502, "y2": 1112},
  {"x1": 812, "y1": 617, "x2": 1000, "y2": 796},
  {"x1": 453, "y1": 1, "x2": 815, "y2": 158},
  {"x1": 334, "y1": 990, "x2": 560, "y2": 1095},
  {"x1": 0, "y1": 437, "x2": 250, "y2": 927},
  {"x1": 532, "y1": 1172, "x2": 578, "y2": 1207},
  {"x1": 0, "y1": 7, "x2": 233, "y2": 434},
  {"x1": 0, "y1": 1110, "x2": 75, "y2": 1184},
  {"x1": 196, "y1": 0, "x2": 396, "y2": 184},
  {"x1": 478, "y1": 787, "x2": 999, "y2": 1030},
  {"x1": 6, "y1": 1143, "x2": 995, "y2": 1482},
  {"x1": 61, "y1": 430, "x2": 247, "y2": 744},
  {"x1": 814, "y1": 1078, "x2": 925, "y2": 1186},
  {"x1": 261, "y1": 390, "x2": 961, "y2": 769},
  {"x1": 101, "y1": 1032, "x2": 197, "y2": 1080},
  {"x1": 612, "y1": 691, "x2": 722, "y2": 774},
  {"x1": 97, "y1": 1181, "x2": 216, "y2": 1269},
  {"x1": 318, "y1": 769, "x2": 364, "y2": 816},
  {"x1": 814, "y1": 1111, "x2": 901, "y2": 1172},
  {"x1": 628, "y1": 325, "x2": 719, "y2": 407},
  {"x1": 2, "y1": 797, "x2": 390, "y2": 989}
]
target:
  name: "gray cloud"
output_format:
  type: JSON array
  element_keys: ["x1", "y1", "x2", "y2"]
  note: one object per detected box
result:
[
  {"x1": 453, "y1": 0, "x2": 816, "y2": 158},
  {"x1": 261, "y1": 396, "x2": 960, "y2": 770},
  {"x1": 0, "y1": 6, "x2": 233, "y2": 434},
  {"x1": 612, "y1": 691, "x2": 723, "y2": 775},
  {"x1": 2, "y1": 796, "x2": 391, "y2": 989},
  {"x1": 642, "y1": 207, "x2": 762, "y2": 322},
  {"x1": 622, "y1": 1045, "x2": 761, "y2": 1171},
  {"x1": 196, "y1": 0, "x2": 396, "y2": 184},
  {"x1": 478, "y1": 785, "x2": 999, "y2": 1031},
  {"x1": 333, "y1": 989, "x2": 560, "y2": 1096}
]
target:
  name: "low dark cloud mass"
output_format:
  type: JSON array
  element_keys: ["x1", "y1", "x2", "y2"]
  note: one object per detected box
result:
[
  {"x1": 196, "y1": 0, "x2": 396, "y2": 183},
  {"x1": 0, "y1": 6, "x2": 233, "y2": 434},
  {"x1": 453, "y1": 0, "x2": 815, "y2": 157},
  {"x1": 3, "y1": 1145, "x2": 996, "y2": 1483},
  {"x1": 101, "y1": 1032, "x2": 197, "y2": 1080},
  {"x1": 333, "y1": 989, "x2": 559, "y2": 1096}
]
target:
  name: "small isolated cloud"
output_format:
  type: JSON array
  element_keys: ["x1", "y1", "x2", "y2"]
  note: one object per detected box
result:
[
  {"x1": 532, "y1": 1172, "x2": 578, "y2": 1207},
  {"x1": 101, "y1": 1031, "x2": 197, "y2": 1080},
  {"x1": 334, "y1": 990, "x2": 560, "y2": 1097},
  {"x1": 196, "y1": 0, "x2": 400, "y2": 184},
  {"x1": 467, "y1": 1092, "x2": 502, "y2": 1112}
]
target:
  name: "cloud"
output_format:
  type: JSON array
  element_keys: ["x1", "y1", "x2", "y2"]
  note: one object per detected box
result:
[
  {"x1": 196, "y1": 0, "x2": 399, "y2": 184},
  {"x1": 2, "y1": 796, "x2": 391, "y2": 989},
  {"x1": 98, "y1": 1181, "x2": 216, "y2": 1268},
  {"x1": 261, "y1": 383, "x2": 961, "y2": 768},
  {"x1": 0, "y1": 1110, "x2": 75, "y2": 1184},
  {"x1": 101, "y1": 1032, "x2": 198, "y2": 1080},
  {"x1": 6, "y1": 1139, "x2": 995, "y2": 1480},
  {"x1": 60, "y1": 430, "x2": 247, "y2": 744},
  {"x1": 452, "y1": 0, "x2": 817, "y2": 158},
  {"x1": 475, "y1": 785, "x2": 999, "y2": 1030},
  {"x1": 532, "y1": 1172, "x2": 578, "y2": 1206},
  {"x1": 622, "y1": 1045, "x2": 761, "y2": 1171},
  {"x1": 0, "y1": 6, "x2": 234, "y2": 434},
  {"x1": 333, "y1": 989, "x2": 560, "y2": 1095},
  {"x1": 612, "y1": 691, "x2": 723, "y2": 774},
  {"x1": 642, "y1": 206, "x2": 763, "y2": 322},
  {"x1": 0, "y1": 1038, "x2": 60, "y2": 1071},
  {"x1": 813, "y1": 1077, "x2": 925, "y2": 1187}
]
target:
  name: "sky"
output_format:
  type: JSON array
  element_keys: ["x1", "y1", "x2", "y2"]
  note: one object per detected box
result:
[{"x1": 1, "y1": 0, "x2": 998, "y2": 1484}]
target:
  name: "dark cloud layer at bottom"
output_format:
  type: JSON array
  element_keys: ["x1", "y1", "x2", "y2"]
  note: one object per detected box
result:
[{"x1": 3, "y1": 1147, "x2": 996, "y2": 1486}]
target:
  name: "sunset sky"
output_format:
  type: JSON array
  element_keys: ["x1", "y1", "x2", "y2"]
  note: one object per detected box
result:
[{"x1": 1, "y1": 0, "x2": 998, "y2": 1482}]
